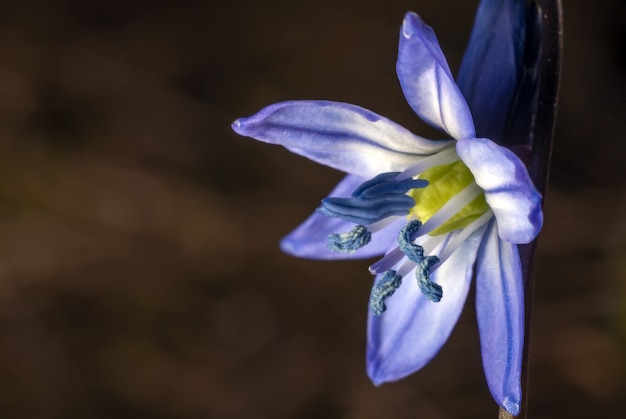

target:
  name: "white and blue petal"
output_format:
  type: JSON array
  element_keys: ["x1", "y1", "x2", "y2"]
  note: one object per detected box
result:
[
  {"x1": 475, "y1": 220, "x2": 524, "y2": 416},
  {"x1": 397, "y1": 12, "x2": 475, "y2": 140},
  {"x1": 457, "y1": 0, "x2": 527, "y2": 142},
  {"x1": 456, "y1": 137, "x2": 542, "y2": 244},
  {"x1": 280, "y1": 174, "x2": 406, "y2": 259},
  {"x1": 232, "y1": 100, "x2": 453, "y2": 178},
  {"x1": 366, "y1": 224, "x2": 488, "y2": 384}
]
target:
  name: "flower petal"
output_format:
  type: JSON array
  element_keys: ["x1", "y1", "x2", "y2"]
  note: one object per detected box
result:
[
  {"x1": 366, "y1": 225, "x2": 487, "y2": 384},
  {"x1": 457, "y1": 0, "x2": 527, "y2": 143},
  {"x1": 232, "y1": 100, "x2": 452, "y2": 178},
  {"x1": 280, "y1": 174, "x2": 405, "y2": 260},
  {"x1": 456, "y1": 137, "x2": 542, "y2": 244},
  {"x1": 397, "y1": 12, "x2": 475, "y2": 140},
  {"x1": 475, "y1": 220, "x2": 524, "y2": 416}
]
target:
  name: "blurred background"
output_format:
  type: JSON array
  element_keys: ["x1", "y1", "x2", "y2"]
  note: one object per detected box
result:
[{"x1": 0, "y1": 0, "x2": 623, "y2": 417}]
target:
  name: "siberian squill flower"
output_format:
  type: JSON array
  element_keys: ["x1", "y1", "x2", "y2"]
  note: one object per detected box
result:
[{"x1": 232, "y1": 2, "x2": 541, "y2": 415}]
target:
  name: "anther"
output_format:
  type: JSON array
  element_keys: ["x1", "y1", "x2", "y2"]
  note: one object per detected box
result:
[
  {"x1": 369, "y1": 270, "x2": 402, "y2": 315},
  {"x1": 317, "y1": 194, "x2": 416, "y2": 225},
  {"x1": 351, "y1": 172, "x2": 428, "y2": 199},
  {"x1": 316, "y1": 171, "x2": 427, "y2": 225},
  {"x1": 397, "y1": 220, "x2": 443, "y2": 302},
  {"x1": 398, "y1": 220, "x2": 425, "y2": 262},
  {"x1": 415, "y1": 255, "x2": 442, "y2": 302},
  {"x1": 327, "y1": 224, "x2": 371, "y2": 253}
]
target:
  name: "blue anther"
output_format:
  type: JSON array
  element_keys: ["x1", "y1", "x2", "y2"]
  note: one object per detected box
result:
[
  {"x1": 351, "y1": 172, "x2": 428, "y2": 199},
  {"x1": 327, "y1": 224, "x2": 371, "y2": 253},
  {"x1": 416, "y1": 255, "x2": 442, "y2": 302},
  {"x1": 398, "y1": 220, "x2": 424, "y2": 262},
  {"x1": 369, "y1": 270, "x2": 403, "y2": 315},
  {"x1": 397, "y1": 220, "x2": 443, "y2": 302},
  {"x1": 316, "y1": 171, "x2": 425, "y2": 225},
  {"x1": 316, "y1": 194, "x2": 415, "y2": 225}
]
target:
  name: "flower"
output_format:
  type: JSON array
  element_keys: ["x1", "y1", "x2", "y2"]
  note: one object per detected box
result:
[{"x1": 232, "y1": 1, "x2": 541, "y2": 415}]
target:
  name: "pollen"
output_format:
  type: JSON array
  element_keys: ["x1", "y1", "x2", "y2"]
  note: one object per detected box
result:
[
  {"x1": 327, "y1": 225, "x2": 371, "y2": 253},
  {"x1": 370, "y1": 270, "x2": 403, "y2": 315}
]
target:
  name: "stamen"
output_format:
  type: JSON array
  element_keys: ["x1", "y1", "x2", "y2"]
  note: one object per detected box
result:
[
  {"x1": 420, "y1": 233, "x2": 447, "y2": 255},
  {"x1": 416, "y1": 255, "x2": 442, "y2": 302},
  {"x1": 369, "y1": 221, "x2": 448, "y2": 275},
  {"x1": 327, "y1": 224, "x2": 371, "y2": 253},
  {"x1": 317, "y1": 194, "x2": 415, "y2": 225},
  {"x1": 388, "y1": 233, "x2": 446, "y2": 276},
  {"x1": 317, "y1": 171, "x2": 427, "y2": 225},
  {"x1": 369, "y1": 270, "x2": 402, "y2": 315},
  {"x1": 435, "y1": 209, "x2": 494, "y2": 266},
  {"x1": 352, "y1": 172, "x2": 428, "y2": 199},
  {"x1": 396, "y1": 257, "x2": 417, "y2": 277},
  {"x1": 396, "y1": 220, "x2": 443, "y2": 302},
  {"x1": 419, "y1": 183, "x2": 483, "y2": 235},
  {"x1": 369, "y1": 246, "x2": 405, "y2": 274},
  {"x1": 398, "y1": 220, "x2": 425, "y2": 262},
  {"x1": 395, "y1": 146, "x2": 460, "y2": 180}
]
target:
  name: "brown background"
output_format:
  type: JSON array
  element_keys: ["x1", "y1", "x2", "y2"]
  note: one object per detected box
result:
[{"x1": 0, "y1": 0, "x2": 623, "y2": 417}]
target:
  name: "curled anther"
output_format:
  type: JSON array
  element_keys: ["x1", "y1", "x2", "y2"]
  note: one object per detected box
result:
[
  {"x1": 370, "y1": 270, "x2": 403, "y2": 315},
  {"x1": 416, "y1": 255, "x2": 442, "y2": 302},
  {"x1": 327, "y1": 224, "x2": 371, "y2": 253}
]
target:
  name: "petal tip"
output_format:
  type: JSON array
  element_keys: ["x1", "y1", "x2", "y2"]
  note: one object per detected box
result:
[
  {"x1": 231, "y1": 117, "x2": 253, "y2": 136},
  {"x1": 279, "y1": 236, "x2": 299, "y2": 257},
  {"x1": 502, "y1": 397, "x2": 521, "y2": 416},
  {"x1": 401, "y1": 12, "x2": 420, "y2": 39},
  {"x1": 366, "y1": 362, "x2": 388, "y2": 387},
  {"x1": 231, "y1": 118, "x2": 243, "y2": 132},
  {"x1": 369, "y1": 377, "x2": 385, "y2": 387}
]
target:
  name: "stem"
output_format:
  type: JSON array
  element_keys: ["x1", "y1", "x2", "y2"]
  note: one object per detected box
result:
[{"x1": 501, "y1": 0, "x2": 562, "y2": 418}]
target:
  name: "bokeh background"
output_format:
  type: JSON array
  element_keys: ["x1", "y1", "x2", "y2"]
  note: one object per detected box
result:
[{"x1": 0, "y1": 0, "x2": 623, "y2": 417}]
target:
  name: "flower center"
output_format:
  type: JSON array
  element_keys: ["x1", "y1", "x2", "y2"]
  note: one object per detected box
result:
[
  {"x1": 409, "y1": 160, "x2": 489, "y2": 235},
  {"x1": 317, "y1": 147, "x2": 495, "y2": 314}
]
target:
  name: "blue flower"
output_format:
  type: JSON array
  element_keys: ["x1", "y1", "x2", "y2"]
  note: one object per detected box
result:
[{"x1": 232, "y1": 1, "x2": 541, "y2": 415}]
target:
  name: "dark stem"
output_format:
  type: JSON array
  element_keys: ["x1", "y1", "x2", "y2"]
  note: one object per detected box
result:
[
  {"x1": 499, "y1": 408, "x2": 516, "y2": 419},
  {"x1": 499, "y1": 0, "x2": 562, "y2": 418}
]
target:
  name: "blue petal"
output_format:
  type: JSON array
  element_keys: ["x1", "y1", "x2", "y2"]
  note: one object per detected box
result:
[
  {"x1": 456, "y1": 137, "x2": 542, "y2": 244},
  {"x1": 280, "y1": 174, "x2": 405, "y2": 260},
  {"x1": 475, "y1": 220, "x2": 524, "y2": 416},
  {"x1": 366, "y1": 225, "x2": 488, "y2": 384},
  {"x1": 232, "y1": 100, "x2": 453, "y2": 178},
  {"x1": 457, "y1": 0, "x2": 526, "y2": 143},
  {"x1": 397, "y1": 13, "x2": 475, "y2": 140}
]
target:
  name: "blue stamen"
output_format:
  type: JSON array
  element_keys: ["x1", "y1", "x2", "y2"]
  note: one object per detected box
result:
[
  {"x1": 416, "y1": 255, "x2": 442, "y2": 302},
  {"x1": 398, "y1": 220, "x2": 424, "y2": 262},
  {"x1": 317, "y1": 194, "x2": 415, "y2": 225},
  {"x1": 369, "y1": 246, "x2": 405, "y2": 274},
  {"x1": 316, "y1": 171, "x2": 426, "y2": 225},
  {"x1": 351, "y1": 172, "x2": 428, "y2": 199},
  {"x1": 397, "y1": 220, "x2": 443, "y2": 302},
  {"x1": 327, "y1": 224, "x2": 371, "y2": 253},
  {"x1": 369, "y1": 270, "x2": 402, "y2": 315}
]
